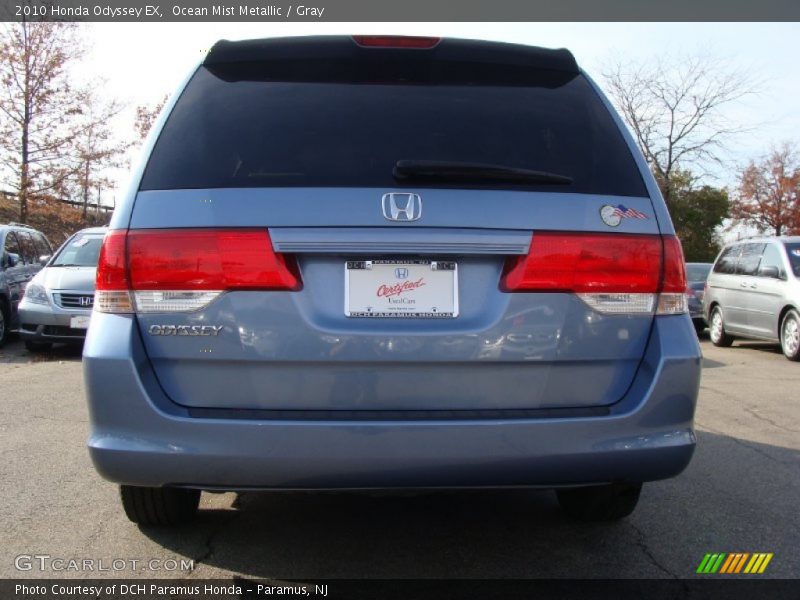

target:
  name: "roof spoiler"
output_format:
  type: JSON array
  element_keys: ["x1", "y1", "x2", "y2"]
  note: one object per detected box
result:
[{"x1": 203, "y1": 35, "x2": 579, "y2": 74}]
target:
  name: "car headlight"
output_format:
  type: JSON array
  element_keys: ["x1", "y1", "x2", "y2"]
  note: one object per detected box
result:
[{"x1": 23, "y1": 283, "x2": 49, "y2": 305}]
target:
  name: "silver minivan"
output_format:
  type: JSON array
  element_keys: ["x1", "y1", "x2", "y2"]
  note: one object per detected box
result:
[{"x1": 704, "y1": 236, "x2": 800, "y2": 360}]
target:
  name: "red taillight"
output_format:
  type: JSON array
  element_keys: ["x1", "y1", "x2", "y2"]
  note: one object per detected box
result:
[
  {"x1": 127, "y1": 229, "x2": 300, "y2": 291},
  {"x1": 96, "y1": 230, "x2": 129, "y2": 291},
  {"x1": 500, "y1": 232, "x2": 688, "y2": 315},
  {"x1": 661, "y1": 235, "x2": 687, "y2": 293},
  {"x1": 352, "y1": 35, "x2": 440, "y2": 49},
  {"x1": 95, "y1": 229, "x2": 300, "y2": 313},
  {"x1": 501, "y1": 232, "x2": 663, "y2": 293}
]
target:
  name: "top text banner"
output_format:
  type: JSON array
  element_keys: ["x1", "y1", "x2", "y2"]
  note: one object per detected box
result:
[{"x1": 1, "y1": 0, "x2": 799, "y2": 22}]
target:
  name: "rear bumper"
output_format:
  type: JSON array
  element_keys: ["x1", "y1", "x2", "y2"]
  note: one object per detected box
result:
[
  {"x1": 687, "y1": 296, "x2": 705, "y2": 322},
  {"x1": 83, "y1": 314, "x2": 701, "y2": 489}
]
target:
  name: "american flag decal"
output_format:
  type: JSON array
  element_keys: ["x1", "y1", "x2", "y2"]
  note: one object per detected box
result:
[{"x1": 613, "y1": 204, "x2": 648, "y2": 220}]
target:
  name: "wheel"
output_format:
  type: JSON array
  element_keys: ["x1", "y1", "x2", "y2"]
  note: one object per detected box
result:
[
  {"x1": 120, "y1": 485, "x2": 200, "y2": 526},
  {"x1": 25, "y1": 340, "x2": 52, "y2": 353},
  {"x1": 693, "y1": 320, "x2": 706, "y2": 336},
  {"x1": 709, "y1": 306, "x2": 733, "y2": 347},
  {"x1": 780, "y1": 309, "x2": 800, "y2": 361},
  {"x1": 0, "y1": 301, "x2": 7, "y2": 347},
  {"x1": 556, "y1": 483, "x2": 642, "y2": 521}
]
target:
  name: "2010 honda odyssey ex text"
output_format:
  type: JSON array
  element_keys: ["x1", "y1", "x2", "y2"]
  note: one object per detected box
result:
[{"x1": 83, "y1": 36, "x2": 701, "y2": 526}]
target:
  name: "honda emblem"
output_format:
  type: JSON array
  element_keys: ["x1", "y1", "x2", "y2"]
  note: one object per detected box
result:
[{"x1": 382, "y1": 193, "x2": 422, "y2": 222}]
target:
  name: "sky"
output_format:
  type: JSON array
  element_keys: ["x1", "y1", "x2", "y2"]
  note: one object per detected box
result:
[{"x1": 71, "y1": 22, "x2": 800, "y2": 209}]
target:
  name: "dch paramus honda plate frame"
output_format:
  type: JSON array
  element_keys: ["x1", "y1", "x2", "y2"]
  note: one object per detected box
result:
[{"x1": 345, "y1": 259, "x2": 459, "y2": 318}]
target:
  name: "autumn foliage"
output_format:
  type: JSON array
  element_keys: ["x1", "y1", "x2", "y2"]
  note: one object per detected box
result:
[
  {"x1": 0, "y1": 21, "x2": 131, "y2": 229},
  {"x1": 134, "y1": 95, "x2": 167, "y2": 142},
  {"x1": 0, "y1": 22, "x2": 85, "y2": 222},
  {"x1": 730, "y1": 144, "x2": 800, "y2": 236}
]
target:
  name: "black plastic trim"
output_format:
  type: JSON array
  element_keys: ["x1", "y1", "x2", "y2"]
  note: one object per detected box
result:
[
  {"x1": 204, "y1": 35, "x2": 578, "y2": 74},
  {"x1": 186, "y1": 406, "x2": 611, "y2": 421}
]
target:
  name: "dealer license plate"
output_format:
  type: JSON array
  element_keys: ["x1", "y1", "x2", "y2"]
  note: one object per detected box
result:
[
  {"x1": 345, "y1": 260, "x2": 458, "y2": 318},
  {"x1": 70, "y1": 315, "x2": 91, "y2": 329}
]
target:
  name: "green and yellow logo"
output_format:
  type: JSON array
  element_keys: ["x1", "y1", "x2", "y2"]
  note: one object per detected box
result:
[{"x1": 697, "y1": 553, "x2": 773, "y2": 574}]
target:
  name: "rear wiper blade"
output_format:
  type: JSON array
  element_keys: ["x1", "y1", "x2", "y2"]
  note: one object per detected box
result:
[{"x1": 393, "y1": 160, "x2": 573, "y2": 185}]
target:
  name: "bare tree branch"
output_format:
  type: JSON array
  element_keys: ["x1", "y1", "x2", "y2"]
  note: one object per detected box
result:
[{"x1": 602, "y1": 52, "x2": 758, "y2": 205}]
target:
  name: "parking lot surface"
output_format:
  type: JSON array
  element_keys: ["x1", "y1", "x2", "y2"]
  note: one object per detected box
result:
[{"x1": 0, "y1": 334, "x2": 798, "y2": 580}]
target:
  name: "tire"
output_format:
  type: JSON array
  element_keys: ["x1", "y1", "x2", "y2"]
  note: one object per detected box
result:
[
  {"x1": 25, "y1": 340, "x2": 52, "y2": 353},
  {"x1": 556, "y1": 483, "x2": 642, "y2": 521},
  {"x1": 120, "y1": 485, "x2": 200, "y2": 526},
  {"x1": 693, "y1": 320, "x2": 706, "y2": 336},
  {"x1": 780, "y1": 309, "x2": 800, "y2": 362},
  {"x1": 709, "y1": 306, "x2": 733, "y2": 347},
  {"x1": 0, "y1": 301, "x2": 7, "y2": 348}
]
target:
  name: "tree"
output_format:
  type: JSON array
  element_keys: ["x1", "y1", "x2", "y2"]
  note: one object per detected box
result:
[
  {"x1": 0, "y1": 21, "x2": 85, "y2": 222},
  {"x1": 730, "y1": 143, "x2": 800, "y2": 236},
  {"x1": 67, "y1": 90, "x2": 129, "y2": 218},
  {"x1": 603, "y1": 54, "x2": 754, "y2": 206},
  {"x1": 667, "y1": 172, "x2": 730, "y2": 261},
  {"x1": 134, "y1": 95, "x2": 167, "y2": 142}
]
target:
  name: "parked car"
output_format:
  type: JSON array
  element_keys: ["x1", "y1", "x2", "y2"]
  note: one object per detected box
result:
[
  {"x1": 84, "y1": 36, "x2": 700, "y2": 526},
  {"x1": 18, "y1": 227, "x2": 106, "y2": 352},
  {"x1": 686, "y1": 262, "x2": 713, "y2": 334},
  {"x1": 704, "y1": 237, "x2": 800, "y2": 361},
  {"x1": 0, "y1": 223, "x2": 53, "y2": 346}
]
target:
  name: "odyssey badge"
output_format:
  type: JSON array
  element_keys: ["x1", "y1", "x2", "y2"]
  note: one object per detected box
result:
[{"x1": 148, "y1": 325, "x2": 223, "y2": 336}]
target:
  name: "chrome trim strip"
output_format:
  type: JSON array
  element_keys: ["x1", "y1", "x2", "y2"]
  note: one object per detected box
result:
[{"x1": 270, "y1": 227, "x2": 531, "y2": 255}]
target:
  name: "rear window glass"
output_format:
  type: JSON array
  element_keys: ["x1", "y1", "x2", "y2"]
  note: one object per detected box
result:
[
  {"x1": 713, "y1": 245, "x2": 741, "y2": 274},
  {"x1": 52, "y1": 235, "x2": 104, "y2": 267},
  {"x1": 3, "y1": 231, "x2": 21, "y2": 258},
  {"x1": 140, "y1": 65, "x2": 647, "y2": 196},
  {"x1": 15, "y1": 230, "x2": 38, "y2": 264},
  {"x1": 686, "y1": 264, "x2": 711, "y2": 282},
  {"x1": 735, "y1": 243, "x2": 765, "y2": 276},
  {"x1": 32, "y1": 233, "x2": 51, "y2": 257},
  {"x1": 786, "y1": 243, "x2": 800, "y2": 277}
]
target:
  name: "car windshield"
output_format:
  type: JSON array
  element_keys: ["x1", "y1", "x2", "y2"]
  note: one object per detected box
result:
[
  {"x1": 786, "y1": 243, "x2": 800, "y2": 277},
  {"x1": 51, "y1": 235, "x2": 104, "y2": 267},
  {"x1": 686, "y1": 264, "x2": 712, "y2": 282}
]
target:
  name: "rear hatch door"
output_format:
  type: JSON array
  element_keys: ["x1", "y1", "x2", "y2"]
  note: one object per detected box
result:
[{"x1": 128, "y1": 36, "x2": 661, "y2": 413}]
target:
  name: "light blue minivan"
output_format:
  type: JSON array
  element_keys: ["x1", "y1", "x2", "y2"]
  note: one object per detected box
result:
[{"x1": 83, "y1": 36, "x2": 701, "y2": 526}]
